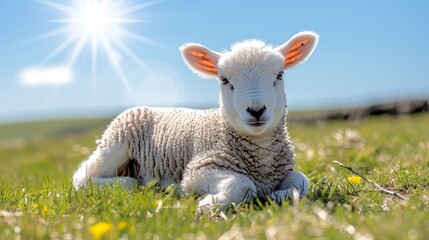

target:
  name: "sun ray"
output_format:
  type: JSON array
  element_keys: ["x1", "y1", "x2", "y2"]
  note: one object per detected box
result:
[
  {"x1": 98, "y1": 32, "x2": 136, "y2": 101},
  {"x1": 41, "y1": 32, "x2": 79, "y2": 65},
  {"x1": 112, "y1": 39, "x2": 148, "y2": 70},
  {"x1": 120, "y1": 28, "x2": 164, "y2": 48},
  {"x1": 38, "y1": 0, "x2": 72, "y2": 13},
  {"x1": 91, "y1": 33, "x2": 98, "y2": 87},
  {"x1": 123, "y1": 1, "x2": 162, "y2": 14},
  {"x1": 67, "y1": 33, "x2": 89, "y2": 68},
  {"x1": 29, "y1": 27, "x2": 70, "y2": 42}
]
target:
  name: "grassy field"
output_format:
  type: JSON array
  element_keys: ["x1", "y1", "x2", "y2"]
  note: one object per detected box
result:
[{"x1": 1, "y1": 114, "x2": 428, "y2": 239}]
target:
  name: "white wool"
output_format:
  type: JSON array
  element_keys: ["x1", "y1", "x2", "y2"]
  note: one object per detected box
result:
[{"x1": 219, "y1": 40, "x2": 284, "y2": 78}]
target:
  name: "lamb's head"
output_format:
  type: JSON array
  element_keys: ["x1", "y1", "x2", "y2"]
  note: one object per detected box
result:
[{"x1": 181, "y1": 31, "x2": 319, "y2": 136}]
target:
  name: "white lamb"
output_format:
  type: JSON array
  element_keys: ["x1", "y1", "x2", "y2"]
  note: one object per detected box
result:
[{"x1": 72, "y1": 31, "x2": 319, "y2": 209}]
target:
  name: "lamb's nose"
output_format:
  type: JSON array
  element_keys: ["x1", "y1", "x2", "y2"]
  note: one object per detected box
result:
[{"x1": 246, "y1": 106, "x2": 266, "y2": 120}]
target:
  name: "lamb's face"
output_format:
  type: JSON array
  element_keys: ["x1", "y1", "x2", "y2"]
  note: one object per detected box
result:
[
  {"x1": 181, "y1": 31, "x2": 319, "y2": 136},
  {"x1": 217, "y1": 42, "x2": 286, "y2": 135}
]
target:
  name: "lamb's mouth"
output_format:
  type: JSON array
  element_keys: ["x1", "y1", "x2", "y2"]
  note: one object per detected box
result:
[{"x1": 246, "y1": 121, "x2": 266, "y2": 127}]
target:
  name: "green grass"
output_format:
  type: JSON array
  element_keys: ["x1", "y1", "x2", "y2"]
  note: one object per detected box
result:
[{"x1": 1, "y1": 114, "x2": 429, "y2": 239}]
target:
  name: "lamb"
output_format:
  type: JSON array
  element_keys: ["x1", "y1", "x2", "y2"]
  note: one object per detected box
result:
[{"x1": 72, "y1": 31, "x2": 319, "y2": 209}]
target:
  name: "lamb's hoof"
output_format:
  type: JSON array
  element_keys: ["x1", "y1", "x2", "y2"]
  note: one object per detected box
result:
[
  {"x1": 276, "y1": 171, "x2": 310, "y2": 198},
  {"x1": 197, "y1": 194, "x2": 230, "y2": 213},
  {"x1": 270, "y1": 189, "x2": 296, "y2": 203}
]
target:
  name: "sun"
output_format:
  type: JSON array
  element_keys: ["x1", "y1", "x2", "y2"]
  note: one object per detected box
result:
[
  {"x1": 37, "y1": 0, "x2": 159, "y2": 96},
  {"x1": 79, "y1": 2, "x2": 112, "y2": 33},
  {"x1": 77, "y1": 2, "x2": 112, "y2": 34}
]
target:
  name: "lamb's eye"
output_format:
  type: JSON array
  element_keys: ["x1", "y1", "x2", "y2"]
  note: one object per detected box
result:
[
  {"x1": 220, "y1": 77, "x2": 229, "y2": 85},
  {"x1": 276, "y1": 71, "x2": 284, "y2": 81}
]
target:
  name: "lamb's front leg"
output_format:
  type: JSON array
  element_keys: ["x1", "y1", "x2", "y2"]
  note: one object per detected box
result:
[
  {"x1": 181, "y1": 168, "x2": 257, "y2": 210},
  {"x1": 270, "y1": 171, "x2": 310, "y2": 202}
]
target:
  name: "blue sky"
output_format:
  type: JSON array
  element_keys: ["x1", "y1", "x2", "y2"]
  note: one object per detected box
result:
[{"x1": 1, "y1": 1, "x2": 429, "y2": 122}]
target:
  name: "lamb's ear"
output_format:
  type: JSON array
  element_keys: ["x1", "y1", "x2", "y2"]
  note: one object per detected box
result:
[
  {"x1": 180, "y1": 43, "x2": 221, "y2": 78},
  {"x1": 276, "y1": 31, "x2": 319, "y2": 69}
]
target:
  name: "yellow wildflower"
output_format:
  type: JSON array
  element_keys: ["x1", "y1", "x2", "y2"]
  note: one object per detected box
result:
[
  {"x1": 33, "y1": 204, "x2": 50, "y2": 216},
  {"x1": 347, "y1": 176, "x2": 362, "y2": 184},
  {"x1": 41, "y1": 206, "x2": 49, "y2": 216},
  {"x1": 154, "y1": 199, "x2": 162, "y2": 207},
  {"x1": 117, "y1": 221, "x2": 127, "y2": 231},
  {"x1": 154, "y1": 199, "x2": 163, "y2": 212},
  {"x1": 89, "y1": 222, "x2": 113, "y2": 239}
]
